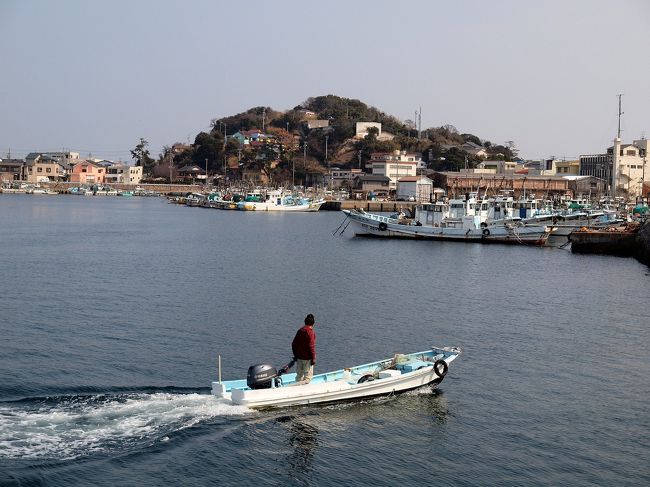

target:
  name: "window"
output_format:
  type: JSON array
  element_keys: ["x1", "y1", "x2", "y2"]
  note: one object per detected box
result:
[
  {"x1": 46, "y1": 168, "x2": 51, "y2": 173},
  {"x1": 37, "y1": 167, "x2": 42, "y2": 172}
]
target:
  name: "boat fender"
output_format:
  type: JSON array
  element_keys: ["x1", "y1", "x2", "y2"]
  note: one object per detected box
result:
[
  {"x1": 482, "y1": 228, "x2": 490, "y2": 237},
  {"x1": 552, "y1": 216, "x2": 558, "y2": 225},
  {"x1": 433, "y1": 359, "x2": 448, "y2": 378},
  {"x1": 378, "y1": 222, "x2": 388, "y2": 231},
  {"x1": 357, "y1": 374, "x2": 375, "y2": 384}
]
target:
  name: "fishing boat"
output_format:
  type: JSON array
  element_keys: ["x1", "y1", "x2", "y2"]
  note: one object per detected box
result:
[
  {"x1": 342, "y1": 202, "x2": 551, "y2": 245},
  {"x1": 237, "y1": 189, "x2": 325, "y2": 212},
  {"x1": 211, "y1": 346, "x2": 461, "y2": 409}
]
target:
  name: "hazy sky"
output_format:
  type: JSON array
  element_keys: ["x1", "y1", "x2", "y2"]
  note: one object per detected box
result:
[{"x1": 1, "y1": 0, "x2": 649, "y2": 162}]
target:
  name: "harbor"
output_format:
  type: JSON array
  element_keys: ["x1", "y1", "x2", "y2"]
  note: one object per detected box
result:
[{"x1": 4, "y1": 1, "x2": 650, "y2": 484}]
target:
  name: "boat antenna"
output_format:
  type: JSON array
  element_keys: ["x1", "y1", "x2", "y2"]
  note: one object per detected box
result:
[{"x1": 617, "y1": 93, "x2": 624, "y2": 139}]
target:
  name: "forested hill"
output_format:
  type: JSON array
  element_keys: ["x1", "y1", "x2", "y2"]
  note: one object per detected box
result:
[{"x1": 159, "y1": 94, "x2": 518, "y2": 177}]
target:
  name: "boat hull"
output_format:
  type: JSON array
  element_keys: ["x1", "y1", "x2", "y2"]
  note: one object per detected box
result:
[{"x1": 238, "y1": 200, "x2": 325, "y2": 212}]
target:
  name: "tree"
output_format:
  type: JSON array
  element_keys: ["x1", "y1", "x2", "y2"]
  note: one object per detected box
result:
[
  {"x1": 131, "y1": 138, "x2": 156, "y2": 175},
  {"x1": 461, "y1": 133, "x2": 482, "y2": 146},
  {"x1": 192, "y1": 132, "x2": 222, "y2": 172}
]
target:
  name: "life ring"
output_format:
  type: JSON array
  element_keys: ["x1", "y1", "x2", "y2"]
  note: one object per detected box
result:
[
  {"x1": 433, "y1": 359, "x2": 448, "y2": 378},
  {"x1": 357, "y1": 374, "x2": 375, "y2": 384},
  {"x1": 378, "y1": 222, "x2": 388, "y2": 231},
  {"x1": 482, "y1": 228, "x2": 490, "y2": 237}
]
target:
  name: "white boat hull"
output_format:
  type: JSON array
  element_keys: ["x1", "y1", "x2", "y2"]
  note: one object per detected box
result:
[
  {"x1": 212, "y1": 347, "x2": 460, "y2": 409},
  {"x1": 239, "y1": 199, "x2": 325, "y2": 212}
]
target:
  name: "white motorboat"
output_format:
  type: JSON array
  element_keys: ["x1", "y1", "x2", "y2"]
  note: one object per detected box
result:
[{"x1": 211, "y1": 346, "x2": 461, "y2": 409}]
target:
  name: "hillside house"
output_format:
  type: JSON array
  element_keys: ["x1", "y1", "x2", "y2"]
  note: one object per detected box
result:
[{"x1": 231, "y1": 130, "x2": 269, "y2": 145}]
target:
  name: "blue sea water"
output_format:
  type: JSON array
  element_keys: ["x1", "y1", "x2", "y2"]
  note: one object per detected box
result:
[{"x1": 0, "y1": 194, "x2": 649, "y2": 486}]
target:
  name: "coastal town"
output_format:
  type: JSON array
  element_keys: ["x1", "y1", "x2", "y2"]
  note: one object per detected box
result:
[
  {"x1": 2, "y1": 98, "x2": 649, "y2": 262},
  {"x1": 1, "y1": 97, "x2": 648, "y2": 205},
  {"x1": 1, "y1": 131, "x2": 648, "y2": 203}
]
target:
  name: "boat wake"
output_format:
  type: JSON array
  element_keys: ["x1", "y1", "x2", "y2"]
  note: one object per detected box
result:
[{"x1": 0, "y1": 391, "x2": 251, "y2": 460}]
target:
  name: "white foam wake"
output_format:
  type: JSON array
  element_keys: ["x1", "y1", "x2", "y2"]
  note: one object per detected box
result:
[{"x1": 0, "y1": 393, "x2": 251, "y2": 460}]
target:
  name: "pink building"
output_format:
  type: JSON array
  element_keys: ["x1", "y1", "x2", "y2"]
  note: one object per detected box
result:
[{"x1": 69, "y1": 161, "x2": 106, "y2": 184}]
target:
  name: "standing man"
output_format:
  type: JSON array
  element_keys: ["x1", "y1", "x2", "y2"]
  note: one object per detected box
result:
[{"x1": 291, "y1": 313, "x2": 316, "y2": 384}]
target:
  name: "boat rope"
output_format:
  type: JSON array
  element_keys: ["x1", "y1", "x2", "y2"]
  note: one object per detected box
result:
[
  {"x1": 511, "y1": 226, "x2": 524, "y2": 244},
  {"x1": 332, "y1": 215, "x2": 350, "y2": 236},
  {"x1": 338, "y1": 220, "x2": 351, "y2": 236}
]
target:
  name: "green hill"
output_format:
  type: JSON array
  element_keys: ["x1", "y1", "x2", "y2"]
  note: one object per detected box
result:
[{"x1": 161, "y1": 94, "x2": 517, "y2": 182}]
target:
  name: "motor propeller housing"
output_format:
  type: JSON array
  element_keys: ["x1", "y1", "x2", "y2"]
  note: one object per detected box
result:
[{"x1": 246, "y1": 364, "x2": 278, "y2": 389}]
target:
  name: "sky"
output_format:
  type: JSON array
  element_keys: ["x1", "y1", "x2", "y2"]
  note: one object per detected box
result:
[{"x1": 1, "y1": 0, "x2": 649, "y2": 162}]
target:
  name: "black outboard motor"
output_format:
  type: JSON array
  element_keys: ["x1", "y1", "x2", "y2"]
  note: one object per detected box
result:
[{"x1": 247, "y1": 364, "x2": 278, "y2": 389}]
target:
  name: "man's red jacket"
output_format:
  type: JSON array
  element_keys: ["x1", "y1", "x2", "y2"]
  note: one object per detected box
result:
[{"x1": 292, "y1": 325, "x2": 316, "y2": 363}]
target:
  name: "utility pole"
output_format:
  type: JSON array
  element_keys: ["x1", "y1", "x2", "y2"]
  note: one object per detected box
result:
[
  {"x1": 414, "y1": 110, "x2": 418, "y2": 139},
  {"x1": 205, "y1": 158, "x2": 208, "y2": 187},
  {"x1": 325, "y1": 135, "x2": 330, "y2": 191},
  {"x1": 617, "y1": 94, "x2": 624, "y2": 139},
  {"x1": 223, "y1": 123, "x2": 227, "y2": 150},
  {"x1": 303, "y1": 141, "x2": 307, "y2": 187},
  {"x1": 642, "y1": 138, "x2": 647, "y2": 202}
]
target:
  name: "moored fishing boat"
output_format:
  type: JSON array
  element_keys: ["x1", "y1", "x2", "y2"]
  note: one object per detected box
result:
[
  {"x1": 342, "y1": 202, "x2": 551, "y2": 245},
  {"x1": 237, "y1": 189, "x2": 325, "y2": 212},
  {"x1": 212, "y1": 346, "x2": 461, "y2": 409}
]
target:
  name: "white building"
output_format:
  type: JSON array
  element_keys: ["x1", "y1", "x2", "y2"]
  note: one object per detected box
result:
[
  {"x1": 367, "y1": 150, "x2": 421, "y2": 189},
  {"x1": 355, "y1": 122, "x2": 382, "y2": 139},
  {"x1": 580, "y1": 137, "x2": 648, "y2": 198},
  {"x1": 105, "y1": 164, "x2": 143, "y2": 184},
  {"x1": 396, "y1": 175, "x2": 433, "y2": 202}
]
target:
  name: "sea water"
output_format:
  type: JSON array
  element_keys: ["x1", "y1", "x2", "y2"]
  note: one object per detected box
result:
[{"x1": 1, "y1": 195, "x2": 648, "y2": 486}]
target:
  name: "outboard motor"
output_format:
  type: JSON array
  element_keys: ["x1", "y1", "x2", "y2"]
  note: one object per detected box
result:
[{"x1": 247, "y1": 364, "x2": 278, "y2": 389}]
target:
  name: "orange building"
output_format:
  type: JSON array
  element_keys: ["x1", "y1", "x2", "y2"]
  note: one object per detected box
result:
[{"x1": 69, "y1": 161, "x2": 106, "y2": 184}]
